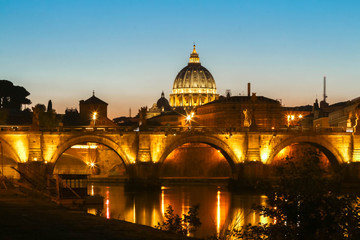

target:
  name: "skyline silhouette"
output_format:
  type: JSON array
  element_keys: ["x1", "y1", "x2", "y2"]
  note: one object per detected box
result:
[{"x1": 1, "y1": 0, "x2": 360, "y2": 118}]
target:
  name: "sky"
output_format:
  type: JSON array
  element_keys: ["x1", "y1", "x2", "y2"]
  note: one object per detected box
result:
[{"x1": 1, "y1": 0, "x2": 360, "y2": 119}]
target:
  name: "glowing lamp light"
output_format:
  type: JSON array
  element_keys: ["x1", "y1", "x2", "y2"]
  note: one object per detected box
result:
[
  {"x1": 287, "y1": 114, "x2": 296, "y2": 127},
  {"x1": 261, "y1": 152, "x2": 269, "y2": 162},
  {"x1": 185, "y1": 112, "x2": 195, "y2": 125},
  {"x1": 88, "y1": 161, "x2": 96, "y2": 168},
  {"x1": 33, "y1": 157, "x2": 38, "y2": 161},
  {"x1": 92, "y1": 112, "x2": 97, "y2": 126}
]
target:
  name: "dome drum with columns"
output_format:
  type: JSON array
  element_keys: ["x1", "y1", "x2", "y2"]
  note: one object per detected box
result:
[{"x1": 170, "y1": 45, "x2": 219, "y2": 108}]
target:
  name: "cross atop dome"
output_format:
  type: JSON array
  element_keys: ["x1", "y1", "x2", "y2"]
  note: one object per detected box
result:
[{"x1": 189, "y1": 44, "x2": 200, "y2": 64}]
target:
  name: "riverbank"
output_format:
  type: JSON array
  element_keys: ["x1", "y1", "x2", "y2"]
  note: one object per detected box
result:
[{"x1": 0, "y1": 188, "x2": 197, "y2": 240}]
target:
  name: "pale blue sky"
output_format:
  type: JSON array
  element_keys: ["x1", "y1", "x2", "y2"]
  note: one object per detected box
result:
[{"x1": 1, "y1": 0, "x2": 359, "y2": 118}]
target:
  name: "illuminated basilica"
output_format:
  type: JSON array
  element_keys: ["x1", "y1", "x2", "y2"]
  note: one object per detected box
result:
[{"x1": 169, "y1": 45, "x2": 219, "y2": 108}]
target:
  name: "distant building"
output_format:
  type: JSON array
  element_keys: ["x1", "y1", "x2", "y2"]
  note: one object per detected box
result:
[
  {"x1": 196, "y1": 91, "x2": 282, "y2": 130},
  {"x1": 329, "y1": 97, "x2": 360, "y2": 132},
  {"x1": 146, "y1": 91, "x2": 172, "y2": 119},
  {"x1": 282, "y1": 105, "x2": 312, "y2": 127},
  {"x1": 63, "y1": 92, "x2": 116, "y2": 126},
  {"x1": 169, "y1": 45, "x2": 219, "y2": 109}
]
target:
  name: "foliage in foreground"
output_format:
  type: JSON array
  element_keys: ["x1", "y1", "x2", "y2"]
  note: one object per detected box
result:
[
  {"x1": 229, "y1": 148, "x2": 360, "y2": 240},
  {"x1": 155, "y1": 204, "x2": 201, "y2": 235}
]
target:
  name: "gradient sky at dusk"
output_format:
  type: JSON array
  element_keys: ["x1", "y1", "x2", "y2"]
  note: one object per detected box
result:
[{"x1": 1, "y1": 0, "x2": 360, "y2": 118}]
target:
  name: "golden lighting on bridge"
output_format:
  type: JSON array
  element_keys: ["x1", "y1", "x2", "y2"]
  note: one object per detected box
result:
[
  {"x1": 71, "y1": 143, "x2": 98, "y2": 149},
  {"x1": 14, "y1": 139, "x2": 27, "y2": 163},
  {"x1": 261, "y1": 151, "x2": 269, "y2": 163}
]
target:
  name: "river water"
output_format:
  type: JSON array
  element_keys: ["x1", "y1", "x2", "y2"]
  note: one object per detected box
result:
[{"x1": 87, "y1": 183, "x2": 268, "y2": 238}]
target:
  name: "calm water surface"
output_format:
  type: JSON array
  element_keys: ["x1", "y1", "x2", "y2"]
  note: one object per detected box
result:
[{"x1": 87, "y1": 183, "x2": 268, "y2": 238}]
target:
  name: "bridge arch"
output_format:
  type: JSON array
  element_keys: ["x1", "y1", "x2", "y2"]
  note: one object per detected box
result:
[
  {"x1": 159, "y1": 134, "x2": 238, "y2": 175},
  {"x1": 0, "y1": 137, "x2": 22, "y2": 163},
  {"x1": 267, "y1": 135, "x2": 344, "y2": 169},
  {"x1": 50, "y1": 135, "x2": 131, "y2": 171}
]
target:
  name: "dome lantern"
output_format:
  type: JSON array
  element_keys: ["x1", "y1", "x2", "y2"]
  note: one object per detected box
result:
[{"x1": 189, "y1": 44, "x2": 200, "y2": 64}]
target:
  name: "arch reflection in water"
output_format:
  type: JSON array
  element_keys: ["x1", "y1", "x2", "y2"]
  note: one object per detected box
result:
[{"x1": 87, "y1": 184, "x2": 268, "y2": 238}]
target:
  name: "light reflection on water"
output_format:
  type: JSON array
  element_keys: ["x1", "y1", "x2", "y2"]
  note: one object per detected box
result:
[{"x1": 88, "y1": 183, "x2": 268, "y2": 238}]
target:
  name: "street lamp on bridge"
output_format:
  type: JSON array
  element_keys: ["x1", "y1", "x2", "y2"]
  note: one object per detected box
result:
[
  {"x1": 92, "y1": 112, "x2": 97, "y2": 126},
  {"x1": 185, "y1": 112, "x2": 195, "y2": 129},
  {"x1": 186, "y1": 112, "x2": 194, "y2": 123}
]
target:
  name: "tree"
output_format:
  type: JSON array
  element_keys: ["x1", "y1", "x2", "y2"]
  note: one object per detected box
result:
[
  {"x1": 0, "y1": 80, "x2": 31, "y2": 110},
  {"x1": 155, "y1": 205, "x2": 201, "y2": 236},
  {"x1": 32, "y1": 103, "x2": 60, "y2": 130},
  {"x1": 230, "y1": 149, "x2": 360, "y2": 240}
]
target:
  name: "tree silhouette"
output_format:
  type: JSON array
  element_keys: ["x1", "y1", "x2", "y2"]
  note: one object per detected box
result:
[
  {"x1": 32, "y1": 103, "x2": 60, "y2": 130},
  {"x1": 0, "y1": 80, "x2": 31, "y2": 110},
  {"x1": 230, "y1": 149, "x2": 360, "y2": 239}
]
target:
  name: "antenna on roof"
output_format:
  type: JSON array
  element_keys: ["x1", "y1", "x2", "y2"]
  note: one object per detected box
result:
[
  {"x1": 93, "y1": 90, "x2": 95, "y2": 96},
  {"x1": 323, "y1": 76, "x2": 327, "y2": 103}
]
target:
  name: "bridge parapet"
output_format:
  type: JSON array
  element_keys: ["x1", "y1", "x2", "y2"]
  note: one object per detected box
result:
[{"x1": 0, "y1": 124, "x2": 354, "y2": 134}]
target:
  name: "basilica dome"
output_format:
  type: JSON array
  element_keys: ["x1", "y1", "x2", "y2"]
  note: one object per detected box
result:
[
  {"x1": 157, "y1": 91, "x2": 171, "y2": 111},
  {"x1": 170, "y1": 45, "x2": 218, "y2": 108}
]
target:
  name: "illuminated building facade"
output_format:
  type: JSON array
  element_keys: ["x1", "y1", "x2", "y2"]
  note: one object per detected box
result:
[
  {"x1": 146, "y1": 91, "x2": 172, "y2": 119},
  {"x1": 63, "y1": 92, "x2": 116, "y2": 126},
  {"x1": 169, "y1": 45, "x2": 219, "y2": 108},
  {"x1": 329, "y1": 97, "x2": 360, "y2": 132},
  {"x1": 79, "y1": 92, "x2": 108, "y2": 120},
  {"x1": 196, "y1": 92, "x2": 283, "y2": 130}
]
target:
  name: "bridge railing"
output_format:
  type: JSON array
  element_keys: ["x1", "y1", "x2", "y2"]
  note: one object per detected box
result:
[
  {"x1": 0, "y1": 125, "x2": 32, "y2": 131},
  {"x1": 0, "y1": 124, "x2": 352, "y2": 134}
]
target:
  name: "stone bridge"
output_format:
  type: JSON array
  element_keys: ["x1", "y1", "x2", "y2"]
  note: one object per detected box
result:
[{"x1": 1, "y1": 126, "x2": 360, "y2": 181}]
